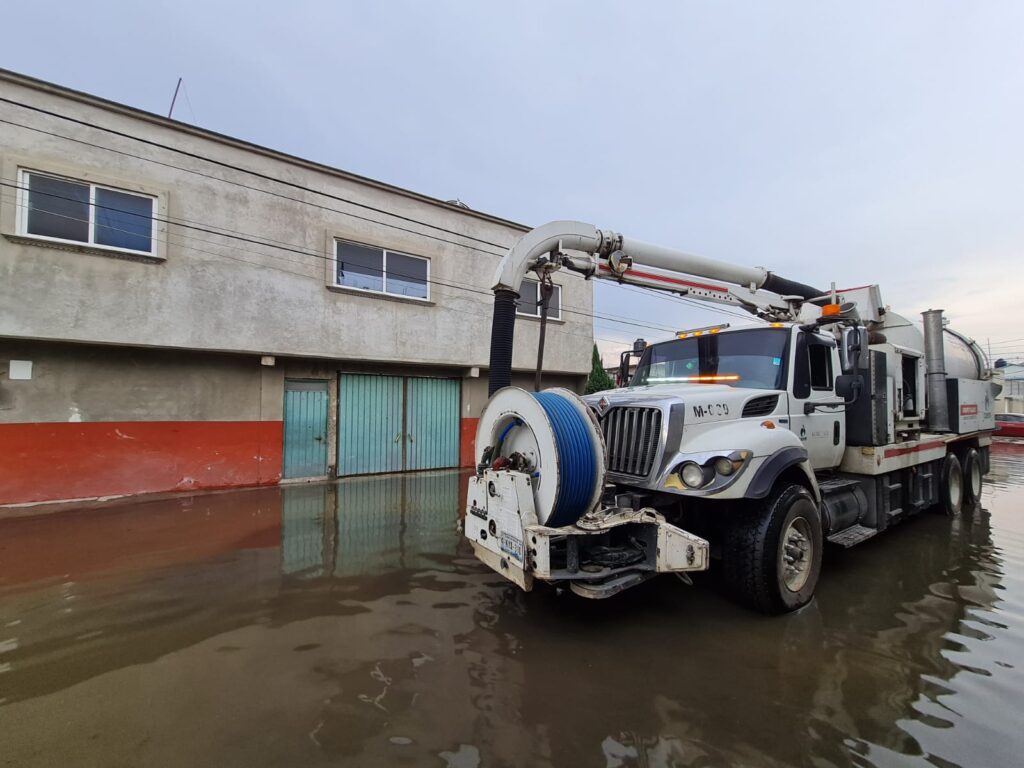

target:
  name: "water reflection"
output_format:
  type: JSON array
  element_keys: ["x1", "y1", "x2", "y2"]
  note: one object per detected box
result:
[{"x1": 0, "y1": 450, "x2": 1022, "y2": 767}]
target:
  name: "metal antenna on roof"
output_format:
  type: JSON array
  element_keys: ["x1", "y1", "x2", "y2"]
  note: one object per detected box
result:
[{"x1": 167, "y1": 77, "x2": 183, "y2": 119}]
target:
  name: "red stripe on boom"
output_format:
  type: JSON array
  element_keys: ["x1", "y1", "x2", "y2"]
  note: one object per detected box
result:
[{"x1": 597, "y1": 263, "x2": 730, "y2": 293}]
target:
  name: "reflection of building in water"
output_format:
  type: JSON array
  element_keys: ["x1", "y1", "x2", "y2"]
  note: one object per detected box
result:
[{"x1": 280, "y1": 471, "x2": 461, "y2": 578}]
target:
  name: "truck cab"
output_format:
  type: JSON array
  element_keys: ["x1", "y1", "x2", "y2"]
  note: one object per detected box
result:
[{"x1": 586, "y1": 323, "x2": 849, "y2": 505}]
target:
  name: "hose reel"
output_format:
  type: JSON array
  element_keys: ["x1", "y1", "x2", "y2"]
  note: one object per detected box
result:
[{"x1": 476, "y1": 387, "x2": 606, "y2": 526}]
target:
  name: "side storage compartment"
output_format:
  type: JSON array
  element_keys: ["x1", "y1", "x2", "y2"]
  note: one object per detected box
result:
[{"x1": 846, "y1": 350, "x2": 890, "y2": 446}]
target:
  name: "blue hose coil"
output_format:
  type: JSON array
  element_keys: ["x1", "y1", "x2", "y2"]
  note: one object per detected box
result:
[{"x1": 531, "y1": 392, "x2": 598, "y2": 526}]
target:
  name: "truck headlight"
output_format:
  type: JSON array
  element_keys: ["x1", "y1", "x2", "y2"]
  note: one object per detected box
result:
[
  {"x1": 679, "y1": 462, "x2": 709, "y2": 488},
  {"x1": 714, "y1": 456, "x2": 736, "y2": 476},
  {"x1": 666, "y1": 450, "x2": 751, "y2": 493}
]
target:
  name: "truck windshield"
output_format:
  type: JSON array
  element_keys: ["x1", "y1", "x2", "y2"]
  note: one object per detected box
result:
[{"x1": 631, "y1": 328, "x2": 789, "y2": 390}]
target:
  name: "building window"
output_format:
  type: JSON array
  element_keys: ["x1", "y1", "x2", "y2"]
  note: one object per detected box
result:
[
  {"x1": 335, "y1": 240, "x2": 429, "y2": 300},
  {"x1": 18, "y1": 170, "x2": 156, "y2": 255},
  {"x1": 516, "y1": 278, "x2": 562, "y2": 320}
]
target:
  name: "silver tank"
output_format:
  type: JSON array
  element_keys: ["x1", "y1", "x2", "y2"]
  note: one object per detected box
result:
[{"x1": 879, "y1": 311, "x2": 988, "y2": 380}]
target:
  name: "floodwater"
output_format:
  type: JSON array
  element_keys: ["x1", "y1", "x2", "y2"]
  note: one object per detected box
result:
[{"x1": 1, "y1": 447, "x2": 1023, "y2": 768}]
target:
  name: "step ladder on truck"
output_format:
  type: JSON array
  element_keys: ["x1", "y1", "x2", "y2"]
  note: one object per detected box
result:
[{"x1": 465, "y1": 221, "x2": 998, "y2": 613}]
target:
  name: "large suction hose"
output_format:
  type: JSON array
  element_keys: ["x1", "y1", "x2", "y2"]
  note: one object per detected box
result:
[
  {"x1": 532, "y1": 392, "x2": 599, "y2": 526},
  {"x1": 488, "y1": 289, "x2": 518, "y2": 396}
]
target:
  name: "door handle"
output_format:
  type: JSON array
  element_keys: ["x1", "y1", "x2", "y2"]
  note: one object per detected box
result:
[
  {"x1": 314, "y1": 436, "x2": 323, "y2": 442},
  {"x1": 394, "y1": 432, "x2": 402, "y2": 443},
  {"x1": 407, "y1": 434, "x2": 415, "y2": 443}
]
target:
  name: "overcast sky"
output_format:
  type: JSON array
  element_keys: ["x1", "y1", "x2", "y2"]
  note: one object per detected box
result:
[{"x1": 4, "y1": 1, "x2": 1023, "y2": 361}]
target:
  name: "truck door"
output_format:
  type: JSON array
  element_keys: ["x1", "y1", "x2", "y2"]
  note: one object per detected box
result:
[{"x1": 789, "y1": 331, "x2": 845, "y2": 469}]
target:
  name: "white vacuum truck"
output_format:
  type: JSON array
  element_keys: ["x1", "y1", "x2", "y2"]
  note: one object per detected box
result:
[{"x1": 465, "y1": 222, "x2": 997, "y2": 613}]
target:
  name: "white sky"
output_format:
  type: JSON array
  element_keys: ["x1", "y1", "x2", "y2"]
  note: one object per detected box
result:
[{"x1": 3, "y1": 1, "x2": 1023, "y2": 361}]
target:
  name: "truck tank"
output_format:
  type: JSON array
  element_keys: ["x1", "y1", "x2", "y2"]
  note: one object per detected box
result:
[{"x1": 878, "y1": 311, "x2": 988, "y2": 380}]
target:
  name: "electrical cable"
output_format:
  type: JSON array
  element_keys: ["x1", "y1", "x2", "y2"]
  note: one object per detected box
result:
[
  {"x1": 0, "y1": 179, "x2": 694, "y2": 336},
  {"x1": 2, "y1": 180, "x2": 696, "y2": 335},
  {"x1": 0, "y1": 192, "x2": 610, "y2": 348},
  {"x1": 0, "y1": 114, "x2": 508, "y2": 259},
  {"x1": 0, "y1": 97, "x2": 514, "y2": 251},
  {"x1": 0, "y1": 106, "x2": 789, "y2": 332}
]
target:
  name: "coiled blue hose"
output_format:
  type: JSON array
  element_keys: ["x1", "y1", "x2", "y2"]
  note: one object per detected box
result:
[{"x1": 531, "y1": 392, "x2": 598, "y2": 526}]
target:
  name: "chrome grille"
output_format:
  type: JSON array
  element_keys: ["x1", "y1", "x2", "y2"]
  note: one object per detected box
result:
[{"x1": 602, "y1": 406, "x2": 662, "y2": 477}]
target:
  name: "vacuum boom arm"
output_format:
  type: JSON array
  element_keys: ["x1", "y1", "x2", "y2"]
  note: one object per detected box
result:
[{"x1": 487, "y1": 220, "x2": 823, "y2": 395}]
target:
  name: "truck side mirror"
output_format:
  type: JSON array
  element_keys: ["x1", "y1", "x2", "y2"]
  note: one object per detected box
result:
[
  {"x1": 835, "y1": 373, "x2": 862, "y2": 401},
  {"x1": 618, "y1": 350, "x2": 632, "y2": 387},
  {"x1": 841, "y1": 327, "x2": 863, "y2": 374}
]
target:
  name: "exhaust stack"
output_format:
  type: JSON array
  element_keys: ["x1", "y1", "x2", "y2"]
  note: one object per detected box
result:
[{"x1": 922, "y1": 309, "x2": 949, "y2": 432}]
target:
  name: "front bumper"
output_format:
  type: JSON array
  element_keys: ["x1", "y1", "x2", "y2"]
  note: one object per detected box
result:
[{"x1": 465, "y1": 472, "x2": 709, "y2": 598}]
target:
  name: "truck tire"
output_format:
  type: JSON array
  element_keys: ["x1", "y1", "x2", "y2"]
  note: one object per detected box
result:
[
  {"x1": 940, "y1": 453, "x2": 963, "y2": 515},
  {"x1": 723, "y1": 483, "x2": 823, "y2": 614},
  {"x1": 962, "y1": 448, "x2": 983, "y2": 506}
]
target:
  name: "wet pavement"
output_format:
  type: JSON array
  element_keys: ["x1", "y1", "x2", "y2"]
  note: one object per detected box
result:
[{"x1": 1, "y1": 445, "x2": 1023, "y2": 768}]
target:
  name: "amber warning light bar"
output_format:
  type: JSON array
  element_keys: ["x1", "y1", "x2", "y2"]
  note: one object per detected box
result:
[
  {"x1": 646, "y1": 375, "x2": 741, "y2": 383},
  {"x1": 676, "y1": 323, "x2": 730, "y2": 339}
]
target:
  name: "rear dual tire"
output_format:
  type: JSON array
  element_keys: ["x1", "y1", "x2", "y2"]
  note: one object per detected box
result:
[
  {"x1": 940, "y1": 453, "x2": 964, "y2": 515},
  {"x1": 723, "y1": 484, "x2": 823, "y2": 615},
  {"x1": 962, "y1": 448, "x2": 983, "y2": 507}
]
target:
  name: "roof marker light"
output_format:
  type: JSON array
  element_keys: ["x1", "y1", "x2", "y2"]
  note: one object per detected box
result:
[
  {"x1": 676, "y1": 323, "x2": 730, "y2": 339},
  {"x1": 647, "y1": 374, "x2": 741, "y2": 383}
]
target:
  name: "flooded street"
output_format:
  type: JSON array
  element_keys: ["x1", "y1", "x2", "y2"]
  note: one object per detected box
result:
[{"x1": 1, "y1": 446, "x2": 1023, "y2": 767}]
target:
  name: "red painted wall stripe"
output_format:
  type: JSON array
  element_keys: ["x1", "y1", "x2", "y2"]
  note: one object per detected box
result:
[
  {"x1": 0, "y1": 421, "x2": 283, "y2": 506},
  {"x1": 460, "y1": 417, "x2": 480, "y2": 468}
]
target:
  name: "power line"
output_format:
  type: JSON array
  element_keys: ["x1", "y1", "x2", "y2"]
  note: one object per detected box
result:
[
  {"x1": 0, "y1": 192, "x2": 607, "y2": 347},
  {"x1": 0, "y1": 113, "x2": 508, "y2": 259},
  {"x1": 0, "y1": 107, "x2": 769, "y2": 327},
  {"x1": 0, "y1": 103, "x2": 773, "y2": 334},
  {"x1": 0, "y1": 96, "x2": 513, "y2": 252},
  {"x1": 0, "y1": 175, "x2": 716, "y2": 335},
  {"x1": 1, "y1": 190, "x2": 697, "y2": 341}
]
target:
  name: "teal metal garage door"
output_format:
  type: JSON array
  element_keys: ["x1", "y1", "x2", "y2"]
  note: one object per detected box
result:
[
  {"x1": 337, "y1": 374, "x2": 460, "y2": 477},
  {"x1": 283, "y1": 380, "x2": 328, "y2": 479},
  {"x1": 406, "y1": 377, "x2": 460, "y2": 471},
  {"x1": 338, "y1": 374, "x2": 404, "y2": 476}
]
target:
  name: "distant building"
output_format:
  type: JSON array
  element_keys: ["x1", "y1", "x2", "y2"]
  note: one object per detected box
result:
[
  {"x1": 996, "y1": 364, "x2": 1024, "y2": 414},
  {"x1": 0, "y1": 69, "x2": 592, "y2": 505}
]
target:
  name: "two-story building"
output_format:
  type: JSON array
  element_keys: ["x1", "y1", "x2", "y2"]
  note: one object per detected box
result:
[{"x1": 0, "y1": 69, "x2": 592, "y2": 506}]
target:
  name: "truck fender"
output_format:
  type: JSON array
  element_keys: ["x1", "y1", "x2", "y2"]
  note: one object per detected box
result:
[{"x1": 745, "y1": 446, "x2": 820, "y2": 502}]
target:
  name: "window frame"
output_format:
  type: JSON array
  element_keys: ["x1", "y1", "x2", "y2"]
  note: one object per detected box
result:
[
  {"x1": 807, "y1": 343, "x2": 834, "y2": 391},
  {"x1": 16, "y1": 168, "x2": 159, "y2": 257},
  {"x1": 332, "y1": 238, "x2": 431, "y2": 302},
  {"x1": 516, "y1": 277, "x2": 563, "y2": 320}
]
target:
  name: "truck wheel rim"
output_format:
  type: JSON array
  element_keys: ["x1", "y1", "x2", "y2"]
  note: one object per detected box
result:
[
  {"x1": 970, "y1": 462, "x2": 981, "y2": 498},
  {"x1": 781, "y1": 517, "x2": 813, "y2": 592}
]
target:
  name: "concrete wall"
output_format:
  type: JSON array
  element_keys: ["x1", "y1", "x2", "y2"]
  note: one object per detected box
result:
[
  {"x1": 0, "y1": 71, "x2": 593, "y2": 376},
  {"x1": 0, "y1": 340, "x2": 282, "y2": 504},
  {"x1": 0, "y1": 339, "x2": 586, "y2": 505},
  {"x1": 0, "y1": 70, "x2": 593, "y2": 506}
]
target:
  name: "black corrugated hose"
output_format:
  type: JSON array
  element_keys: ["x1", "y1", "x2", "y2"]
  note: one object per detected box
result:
[{"x1": 488, "y1": 289, "x2": 518, "y2": 396}]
